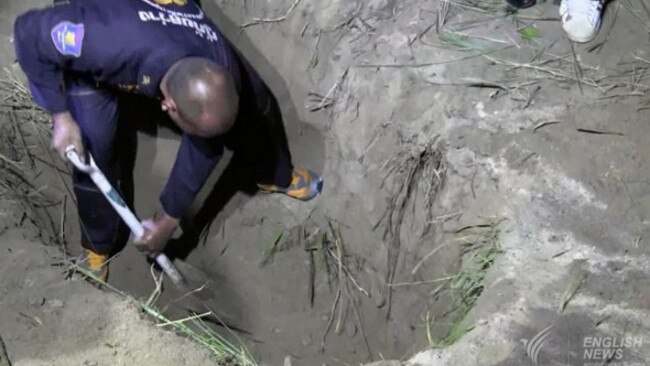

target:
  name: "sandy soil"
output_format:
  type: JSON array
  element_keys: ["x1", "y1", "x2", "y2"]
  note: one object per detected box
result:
[
  {"x1": 196, "y1": 1, "x2": 650, "y2": 365},
  {"x1": 2, "y1": 0, "x2": 650, "y2": 365},
  {"x1": 0, "y1": 215, "x2": 215, "y2": 365}
]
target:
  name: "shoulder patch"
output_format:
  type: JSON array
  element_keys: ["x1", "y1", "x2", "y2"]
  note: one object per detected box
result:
[{"x1": 50, "y1": 21, "x2": 85, "y2": 57}]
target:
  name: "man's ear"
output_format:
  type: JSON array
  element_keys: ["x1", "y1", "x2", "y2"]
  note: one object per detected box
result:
[{"x1": 161, "y1": 98, "x2": 177, "y2": 112}]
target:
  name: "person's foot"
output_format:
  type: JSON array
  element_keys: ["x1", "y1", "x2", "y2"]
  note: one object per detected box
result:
[
  {"x1": 257, "y1": 168, "x2": 323, "y2": 201},
  {"x1": 78, "y1": 248, "x2": 109, "y2": 282},
  {"x1": 506, "y1": 0, "x2": 536, "y2": 9},
  {"x1": 560, "y1": 0, "x2": 604, "y2": 43}
]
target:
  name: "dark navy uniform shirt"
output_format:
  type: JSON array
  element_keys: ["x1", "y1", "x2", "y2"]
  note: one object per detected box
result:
[{"x1": 14, "y1": 0, "x2": 266, "y2": 218}]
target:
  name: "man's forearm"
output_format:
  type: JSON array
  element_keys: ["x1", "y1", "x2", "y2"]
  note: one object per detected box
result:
[{"x1": 160, "y1": 134, "x2": 224, "y2": 218}]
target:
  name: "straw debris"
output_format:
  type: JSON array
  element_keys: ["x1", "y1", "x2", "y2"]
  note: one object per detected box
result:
[{"x1": 377, "y1": 137, "x2": 446, "y2": 317}]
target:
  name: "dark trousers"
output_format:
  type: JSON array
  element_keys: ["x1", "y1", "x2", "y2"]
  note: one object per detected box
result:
[{"x1": 65, "y1": 78, "x2": 134, "y2": 255}]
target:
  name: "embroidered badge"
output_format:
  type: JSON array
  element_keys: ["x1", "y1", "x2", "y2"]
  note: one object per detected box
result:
[{"x1": 50, "y1": 21, "x2": 85, "y2": 57}]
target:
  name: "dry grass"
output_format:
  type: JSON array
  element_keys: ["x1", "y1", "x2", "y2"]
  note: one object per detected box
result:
[
  {"x1": 377, "y1": 138, "x2": 445, "y2": 318},
  {"x1": 0, "y1": 334, "x2": 9, "y2": 366},
  {"x1": 421, "y1": 0, "x2": 650, "y2": 106},
  {"x1": 68, "y1": 261, "x2": 259, "y2": 366},
  {"x1": 240, "y1": 0, "x2": 302, "y2": 28},
  {"x1": 557, "y1": 261, "x2": 586, "y2": 314},
  {"x1": 0, "y1": 68, "x2": 63, "y2": 243},
  {"x1": 301, "y1": 222, "x2": 372, "y2": 358}
]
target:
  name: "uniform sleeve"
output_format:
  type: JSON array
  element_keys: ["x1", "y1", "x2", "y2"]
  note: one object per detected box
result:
[
  {"x1": 14, "y1": 6, "x2": 81, "y2": 113},
  {"x1": 160, "y1": 135, "x2": 224, "y2": 219}
]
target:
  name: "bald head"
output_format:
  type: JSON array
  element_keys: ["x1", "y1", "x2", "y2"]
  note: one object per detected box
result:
[{"x1": 162, "y1": 57, "x2": 239, "y2": 137}]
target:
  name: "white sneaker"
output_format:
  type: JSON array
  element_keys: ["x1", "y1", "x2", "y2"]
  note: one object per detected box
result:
[{"x1": 559, "y1": 0, "x2": 604, "y2": 43}]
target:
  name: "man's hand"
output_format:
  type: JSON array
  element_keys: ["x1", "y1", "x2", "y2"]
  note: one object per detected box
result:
[
  {"x1": 52, "y1": 111, "x2": 84, "y2": 161},
  {"x1": 133, "y1": 214, "x2": 179, "y2": 256}
]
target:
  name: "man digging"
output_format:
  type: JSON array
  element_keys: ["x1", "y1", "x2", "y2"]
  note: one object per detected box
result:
[{"x1": 14, "y1": 0, "x2": 323, "y2": 281}]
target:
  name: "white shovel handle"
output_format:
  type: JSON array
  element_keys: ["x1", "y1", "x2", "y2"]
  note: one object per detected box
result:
[{"x1": 65, "y1": 146, "x2": 184, "y2": 285}]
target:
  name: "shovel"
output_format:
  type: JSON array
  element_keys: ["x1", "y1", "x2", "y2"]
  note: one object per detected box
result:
[
  {"x1": 65, "y1": 146, "x2": 244, "y2": 330},
  {"x1": 65, "y1": 145, "x2": 185, "y2": 285}
]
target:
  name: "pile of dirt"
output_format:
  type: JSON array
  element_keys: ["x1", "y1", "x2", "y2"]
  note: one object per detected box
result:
[{"x1": 0, "y1": 226, "x2": 215, "y2": 365}]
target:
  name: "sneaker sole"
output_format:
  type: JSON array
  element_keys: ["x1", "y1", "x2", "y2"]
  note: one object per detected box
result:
[{"x1": 565, "y1": 32, "x2": 597, "y2": 43}]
